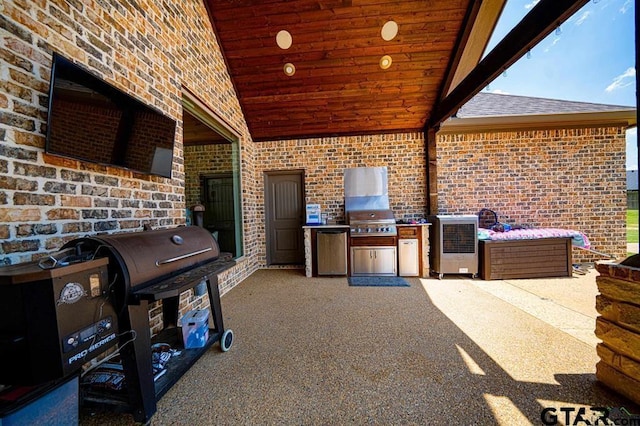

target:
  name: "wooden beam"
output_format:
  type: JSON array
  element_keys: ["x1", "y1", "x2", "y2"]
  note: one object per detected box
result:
[
  {"x1": 445, "y1": 0, "x2": 506, "y2": 96},
  {"x1": 428, "y1": 0, "x2": 590, "y2": 129},
  {"x1": 436, "y1": 0, "x2": 483, "y2": 105},
  {"x1": 426, "y1": 126, "x2": 438, "y2": 215}
]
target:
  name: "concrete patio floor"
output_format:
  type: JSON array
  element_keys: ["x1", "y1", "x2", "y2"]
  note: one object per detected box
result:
[{"x1": 81, "y1": 266, "x2": 640, "y2": 425}]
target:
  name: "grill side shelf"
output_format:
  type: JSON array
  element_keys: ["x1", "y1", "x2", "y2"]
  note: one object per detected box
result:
[{"x1": 132, "y1": 253, "x2": 235, "y2": 301}]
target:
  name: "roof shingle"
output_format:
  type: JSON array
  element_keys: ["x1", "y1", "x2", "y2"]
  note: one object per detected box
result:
[{"x1": 456, "y1": 92, "x2": 635, "y2": 118}]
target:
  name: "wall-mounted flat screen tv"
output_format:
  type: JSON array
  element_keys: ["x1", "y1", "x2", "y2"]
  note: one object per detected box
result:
[{"x1": 45, "y1": 53, "x2": 177, "y2": 178}]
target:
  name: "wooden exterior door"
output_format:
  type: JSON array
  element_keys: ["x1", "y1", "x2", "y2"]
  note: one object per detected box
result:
[{"x1": 264, "y1": 170, "x2": 304, "y2": 265}]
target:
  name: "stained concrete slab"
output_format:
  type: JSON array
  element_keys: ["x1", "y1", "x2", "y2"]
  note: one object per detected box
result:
[
  {"x1": 80, "y1": 268, "x2": 640, "y2": 425},
  {"x1": 469, "y1": 269, "x2": 600, "y2": 346}
]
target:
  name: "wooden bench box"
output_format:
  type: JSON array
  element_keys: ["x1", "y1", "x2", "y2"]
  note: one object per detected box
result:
[{"x1": 479, "y1": 237, "x2": 572, "y2": 280}]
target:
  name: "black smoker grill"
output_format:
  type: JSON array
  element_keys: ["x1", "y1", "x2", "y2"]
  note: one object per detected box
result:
[{"x1": 0, "y1": 226, "x2": 235, "y2": 423}]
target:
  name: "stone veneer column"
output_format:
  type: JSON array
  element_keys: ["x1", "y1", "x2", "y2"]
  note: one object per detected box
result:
[
  {"x1": 421, "y1": 225, "x2": 430, "y2": 278},
  {"x1": 594, "y1": 262, "x2": 640, "y2": 405},
  {"x1": 304, "y1": 228, "x2": 312, "y2": 277}
]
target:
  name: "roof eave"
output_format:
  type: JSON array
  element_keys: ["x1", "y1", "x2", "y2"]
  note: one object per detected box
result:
[{"x1": 438, "y1": 110, "x2": 638, "y2": 134}]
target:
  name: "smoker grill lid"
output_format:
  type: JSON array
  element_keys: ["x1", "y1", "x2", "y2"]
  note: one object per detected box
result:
[{"x1": 66, "y1": 226, "x2": 220, "y2": 289}]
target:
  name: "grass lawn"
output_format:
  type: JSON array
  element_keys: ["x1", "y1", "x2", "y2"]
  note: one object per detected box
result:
[{"x1": 628, "y1": 209, "x2": 639, "y2": 244}]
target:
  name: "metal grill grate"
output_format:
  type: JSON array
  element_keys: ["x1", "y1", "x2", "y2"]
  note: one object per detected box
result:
[{"x1": 442, "y1": 223, "x2": 476, "y2": 253}]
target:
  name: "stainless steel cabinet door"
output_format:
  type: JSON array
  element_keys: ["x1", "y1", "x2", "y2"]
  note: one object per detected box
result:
[
  {"x1": 398, "y1": 239, "x2": 419, "y2": 276},
  {"x1": 350, "y1": 247, "x2": 396, "y2": 276},
  {"x1": 317, "y1": 231, "x2": 347, "y2": 275},
  {"x1": 372, "y1": 247, "x2": 397, "y2": 276},
  {"x1": 351, "y1": 247, "x2": 373, "y2": 276}
]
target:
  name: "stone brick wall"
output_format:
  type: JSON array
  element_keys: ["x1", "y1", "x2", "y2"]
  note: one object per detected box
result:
[
  {"x1": 595, "y1": 262, "x2": 640, "y2": 405},
  {"x1": 436, "y1": 127, "x2": 628, "y2": 262},
  {"x1": 0, "y1": 0, "x2": 260, "y2": 332},
  {"x1": 0, "y1": 0, "x2": 258, "y2": 273}
]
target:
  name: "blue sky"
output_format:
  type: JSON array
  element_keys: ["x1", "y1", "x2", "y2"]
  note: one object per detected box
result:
[{"x1": 483, "y1": 0, "x2": 637, "y2": 169}]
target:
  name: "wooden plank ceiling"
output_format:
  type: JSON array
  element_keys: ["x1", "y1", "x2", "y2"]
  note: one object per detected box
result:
[{"x1": 205, "y1": 0, "x2": 475, "y2": 141}]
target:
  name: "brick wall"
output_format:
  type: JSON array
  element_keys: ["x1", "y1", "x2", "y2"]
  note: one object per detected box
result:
[
  {"x1": 436, "y1": 127, "x2": 628, "y2": 262},
  {"x1": 0, "y1": 0, "x2": 260, "y2": 331},
  {"x1": 188, "y1": 126, "x2": 627, "y2": 268},
  {"x1": 253, "y1": 133, "x2": 427, "y2": 266},
  {"x1": 0, "y1": 0, "x2": 257, "y2": 270}
]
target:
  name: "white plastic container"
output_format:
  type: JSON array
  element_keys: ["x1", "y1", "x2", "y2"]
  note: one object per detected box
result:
[{"x1": 180, "y1": 309, "x2": 209, "y2": 349}]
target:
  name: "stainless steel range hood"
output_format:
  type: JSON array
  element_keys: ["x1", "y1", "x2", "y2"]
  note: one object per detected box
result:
[{"x1": 344, "y1": 167, "x2": 389, "y2": 212}]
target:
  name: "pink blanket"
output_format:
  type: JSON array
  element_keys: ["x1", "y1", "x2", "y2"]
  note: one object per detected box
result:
[{"x1": 478, "y1": 228, "x2": 591, "y2": 249}]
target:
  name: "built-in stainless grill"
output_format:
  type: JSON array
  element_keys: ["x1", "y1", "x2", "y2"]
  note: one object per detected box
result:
[
  {"x1": 347, "y1": 209, "x2": 397, "y2": 237},
  {"x1": 344, "y1": 167, "x2": 398, "y2": 276}
]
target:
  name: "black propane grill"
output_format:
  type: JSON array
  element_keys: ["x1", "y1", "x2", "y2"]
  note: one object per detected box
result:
[{"x1": 0, "y1": 226, "x2": 235, "y2": 423}]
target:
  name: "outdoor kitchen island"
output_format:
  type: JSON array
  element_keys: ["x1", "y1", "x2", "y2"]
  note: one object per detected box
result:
[
  {"x1": 303, "y1": 223, "x2": 430, "y2": 278},
  {"x1": 304, "y1": 167, "x2": 431, "y2": 279}
]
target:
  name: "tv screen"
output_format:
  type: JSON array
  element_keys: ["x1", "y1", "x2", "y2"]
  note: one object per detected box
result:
[{"x1": 45, "y1": 53, "x2": 177, "y2": 178}]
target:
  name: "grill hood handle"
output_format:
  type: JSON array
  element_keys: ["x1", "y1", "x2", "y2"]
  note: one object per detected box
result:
[{"x1": 156, "y1": 247, "x2": 212, "y2": 266}]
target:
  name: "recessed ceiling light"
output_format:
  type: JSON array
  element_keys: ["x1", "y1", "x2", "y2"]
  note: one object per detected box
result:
[
  {"x1": 276, "y1": 30, "x2": 292, "y2": 49},
  {"x1": 379, "y1": 55, "x2": 392, "y2": 70},
  {"x1": 381, "y1": 21, "x2": 398, "y2": 41},
  {"x1": 284, "y1": 63, "x2": 296, "y2": 76}
]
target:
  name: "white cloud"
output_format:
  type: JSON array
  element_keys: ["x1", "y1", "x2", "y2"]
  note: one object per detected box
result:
[
  {"x1": 544, "y1": 37, "x2": 561, "y2": 52},
  {"x1": 620, "y1": 0, "x2": 632, "y2": 14},
  {"x1": 525, "y1": 0, "x2": 540, "y2": 10},
  {"x1": 605, "y1": 67, "x2": 636, "y2": 93},
  {"x1": 575, "y1": 11, "x2": 591, "y2": 25},
  {"x1": 489, "y1": 89, "x2": 510, "y2": 95}
]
